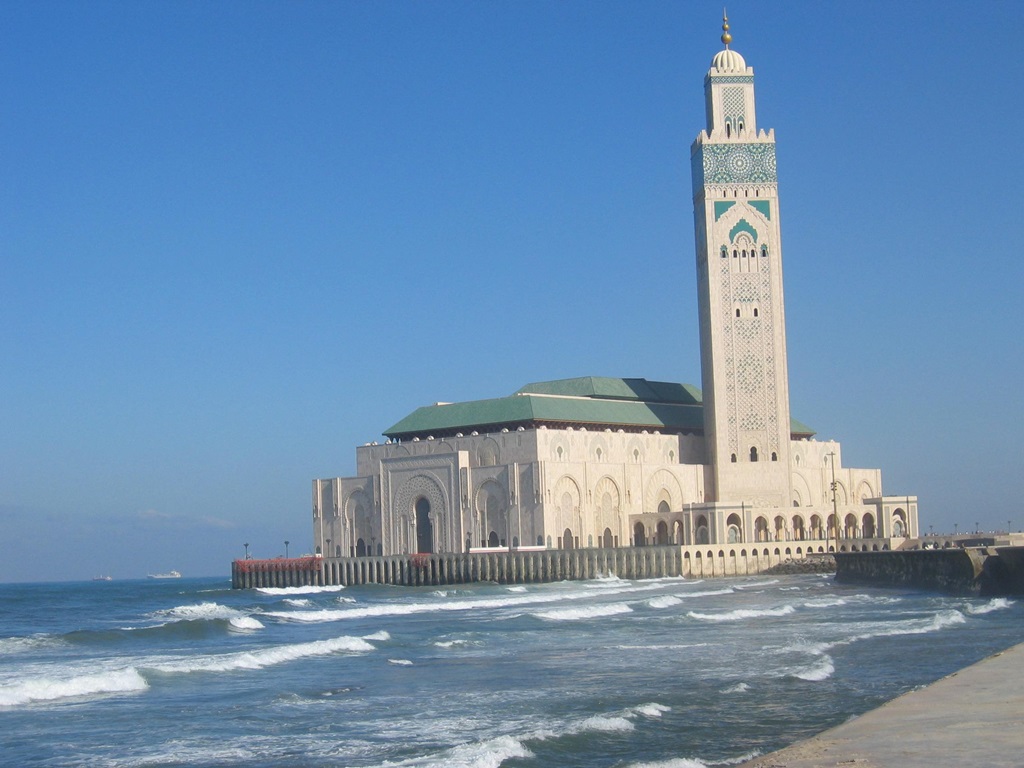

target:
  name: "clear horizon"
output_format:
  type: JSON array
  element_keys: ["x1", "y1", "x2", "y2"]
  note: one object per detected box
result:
[{"x1": 2, "y1": 1, "x2": 1022, "y2": 582}]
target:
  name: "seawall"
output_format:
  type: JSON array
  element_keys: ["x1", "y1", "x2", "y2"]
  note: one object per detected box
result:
[
  {"x1": 739, "y1": 642, "x2": 1024, "y2": 768},
  {"x1": 835, "y1": 546, "x2": 1024, "y2": 595},
  {"x1": 231, "y1": 545, "x2": 836, "y2": 589}
]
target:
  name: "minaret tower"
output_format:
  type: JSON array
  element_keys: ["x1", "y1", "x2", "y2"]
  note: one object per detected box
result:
[{"x1": 691, "y1": 15, "x2": 793, "y2": 508}]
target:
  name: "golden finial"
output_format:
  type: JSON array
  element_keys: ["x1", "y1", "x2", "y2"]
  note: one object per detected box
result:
[{"x1": 721, "y1": 9, "x2": 732, "y2": 47}]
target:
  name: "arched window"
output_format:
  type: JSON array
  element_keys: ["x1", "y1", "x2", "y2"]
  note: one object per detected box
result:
[
  {"x1": 733, "y1": 249, "x2": 738, "y2": 258},
  {"x1": 736, "y1": 308, "x2": 741, "y2": 317},
  {"x1": 750, "y1": 446, "x2": 758, "y2": 462},
  {"x1": 730, "y1": 453, "x2": 737, "y2": 463},
  {"x1": 753, "y1": 307, "x2": 759, "y2": 317},
  {"x1": 771, "y1": 452, "x2": 777, "y2": 461},
  {"x1": 721, "y1": 246, "x2": 728, "y2": 258}
]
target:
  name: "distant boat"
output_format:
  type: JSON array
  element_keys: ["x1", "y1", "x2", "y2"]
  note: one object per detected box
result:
[
  {"x1": 91, "y1": 575, "x2": 112, "y2": 581},
  {"x1": 147, "y1": 570, "x2": 182, "y2": 579}
]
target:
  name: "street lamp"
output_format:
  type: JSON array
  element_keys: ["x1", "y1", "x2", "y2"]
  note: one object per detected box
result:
[
  {"x1": 326, "y1": 538, "x2": 332, "y2": 558},
  {"x1": 243, "y1": 542, "x2": 250, "y2": 560},
  {"x1": 285, "y1": 540, "x2": 290, "y2": 559},
  {"x1": 828, "y1": 451, "x2": 839, "y2": 553}
]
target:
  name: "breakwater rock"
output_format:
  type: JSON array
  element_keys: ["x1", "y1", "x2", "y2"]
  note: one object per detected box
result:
[{"x1": 764, "y1": 553, "x2": 836, "y2": 575}]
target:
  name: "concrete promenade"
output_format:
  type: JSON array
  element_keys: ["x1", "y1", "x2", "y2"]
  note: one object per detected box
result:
[{"x1": 739, "y1": 642, "x2": 1024, "y2": 767}]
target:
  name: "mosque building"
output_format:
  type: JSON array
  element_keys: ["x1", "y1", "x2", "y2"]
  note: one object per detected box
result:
[{"x1": 312, "y1": 19, "x2": 919, "y2": 561}]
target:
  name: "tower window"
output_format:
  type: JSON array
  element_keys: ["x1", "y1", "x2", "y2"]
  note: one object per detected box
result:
[
  {"x1": 771, "y1": 452, "x2": 778, "y2": 461},
  {"x1": 761, "y1": 247, "x2": 768, "y2": 257},
  {"x1": 736, "y1": 308, "x2": 741, "y2": 318},
  {"x1": 753, "y1": 308, "x2": 759, "y2": 317},
  {"x1": 721, "y1": 246, "x2": 728, "y2": 258},
  {"x1": 730, "y1": 453, "x2": 737, "y2": 463},
  {"x1": 750, "y1": 446, "x2": 759, "y2": 462},
  {"x1": 733, "y1": 250, "x2": 738, "y2": 258}
]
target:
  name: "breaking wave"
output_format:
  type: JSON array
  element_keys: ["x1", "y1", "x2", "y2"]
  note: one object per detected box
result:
[
  {"x1": 264, "y1": 584, "x2": 657, "y2": 624},
  {"x1": 150, "y1": 602, "x2": 247, "y2": 622},
  {"x1": 966, "y1": 598, "x2": 1014, "y2": 615},
  {"x1": 256, "y1": 585, "x2": 346, "y2": 596},
  {"x1": 647, "y1": 596, "x2": 683, "y2": 609},
  {"x1": 228, "y1": 616, "x2": 265, "y2": 631},
  {"x1": 790, "y1": 654, "x2": 835, "y2": 682},
  {"x1": 687, "y1": 605, "x2": 796, "y2": 622},
  {"x1": 145, "y1": 635, "x2": 375, "y2": 675},
  {"x1": 0, "y1": 667, "x2": 149, "y2": 707},
  {"x1": 532, "y1": 603, "x2": 633, "y2": 621}
]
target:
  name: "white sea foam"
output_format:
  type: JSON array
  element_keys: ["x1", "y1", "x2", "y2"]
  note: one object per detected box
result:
[
  {"x1": 647, "y1": 596, "x2": 683, "y2": 609},
  {"x1": 626, "y1": 759, "x2": 708, "y2": 768},
  {"x1": 0, "y1": 634, "x2": 59, "y2": 655},
  {"x1": 505, "y1": 586, "x2": 527, "y2": 592},
  {"x1": 386, "y1": 734, "x2": 534, "y2": 767},
  {"x1": 283, "y1": 598, "x2": 311, "y2": 607},
  {"x1": 615, "y1": 643, "x2": 710, "y2": 651},
  {"x1": 146, "y1": 635, "x2": 374, "y2": 675},
  {"x1": 569, "y1": 714, "x2": 636, "y2": 733},
  {"x1": 709, "y1": 750, "x2": 763, "y2": 765},
  {"x1": 721, "y1": 682, "x2": 750, "y2": 694},
  {"x1": 803, "y1": 598, "x2": 847, "y2": 608},
  {"x1": 152, "y1": 602, "x2": 245, "y2": 622},
  {"x1": 734, "y1": 579, "x2": 779, "y2": 590},
  {"x1": 633, "y1": 702, "x2": 671, "y2": 718},
  {"x1": 791, "y1": 654, "x2": 835, "y2": 682},
  {"x1": 435, "y1": 639, "x2": 472, "y2": 648},
  {"x1": 388, "y1": 658, "x2": 413, "y2": 666},
  {"x1": 532, "y1": 603, "x2": 633, "y2": 621},
  {"x1": 966, "y1": 598, "x2": 1014, "y2": 615},
  {"x1": 228, "y1": 616, "x2": 265, "y2": 631},
  {"x1": 363, "y1": 630, "x2": 391, "y2": 641},
  {"x1": 256, "y1": 585, "x2": 346, "y2": 596},
  {"x1": 264, "y1": 584, "x2": 656, "y2": 623},
  {"x1": 849, "y1": 609, "x2": 965, "y2": 643},
  {"x1": 0, "y1": 667, "x2": 149, "y2": 707},
  {"x1": 687, "y1": 605, "x2": 795, "y2": 622},
  {"x1": 679, "y1": 587, "x2": 736, "y2": 598}
]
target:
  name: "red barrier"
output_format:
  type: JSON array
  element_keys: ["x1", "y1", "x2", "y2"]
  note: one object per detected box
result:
[{"x1": 233, "y1": 556, "x2": 321, "y2": 574}]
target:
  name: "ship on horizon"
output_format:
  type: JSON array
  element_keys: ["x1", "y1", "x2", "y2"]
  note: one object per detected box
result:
[{"x1": 147, "y1": 570, "x2": 181, "y2": 579}]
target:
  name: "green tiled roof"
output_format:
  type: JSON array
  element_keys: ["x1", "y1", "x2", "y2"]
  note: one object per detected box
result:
[{"x1": 383, "y1": 377, "x2": 815, "y2": 439}]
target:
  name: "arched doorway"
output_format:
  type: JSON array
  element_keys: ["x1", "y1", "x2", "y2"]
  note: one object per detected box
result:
[
  {"x1": 602, "y1": 527, "x2": 614, "y2": 548},
  {"x1": 656, "y1": 521, "x2": 669, "y2": 545},
  {"x1": 488, "y1": 531, "x2": 499, "y2": 548},
  {"x1": 562, "y1": 528, "x2": 575, "y2": 550},
  {"x1": 633, "y1": 521, "x2": 646, "y2": 546},
  {"x1": 415, "y1": 497, "x2": 433, "y2": 554}
]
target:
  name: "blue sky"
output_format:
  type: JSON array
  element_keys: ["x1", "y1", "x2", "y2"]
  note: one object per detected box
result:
[{"x1": 2, "y1": 1, "x2": 1022, "y2": 582}]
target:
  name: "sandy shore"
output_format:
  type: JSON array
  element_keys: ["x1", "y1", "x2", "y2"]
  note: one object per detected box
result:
[{"x1": 737, "y1": 642, "x2": 1024, "y2": 768}]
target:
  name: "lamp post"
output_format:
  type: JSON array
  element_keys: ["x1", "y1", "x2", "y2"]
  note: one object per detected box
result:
[
  {"x1": 326, "y1": 538, "x2": 331, "y2": 558},
  {"x1": 285, "y1": 540, "x2": 290, "y2": 559},
  {"x1": 243, "y1": 542, "x2": 250, "y2": 560},
  {"x1": 828, "y1": 451, "x2": 839, "y2": 553}
]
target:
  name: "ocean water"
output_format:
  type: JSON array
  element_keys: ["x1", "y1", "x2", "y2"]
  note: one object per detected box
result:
[{"x1": 1, "y1": 574, "x2": 1021, "y2": 767}]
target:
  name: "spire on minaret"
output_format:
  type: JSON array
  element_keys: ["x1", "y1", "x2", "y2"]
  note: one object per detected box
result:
[{"x1": 721, "y1": 10, "x2": 732, "y2": 49}]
